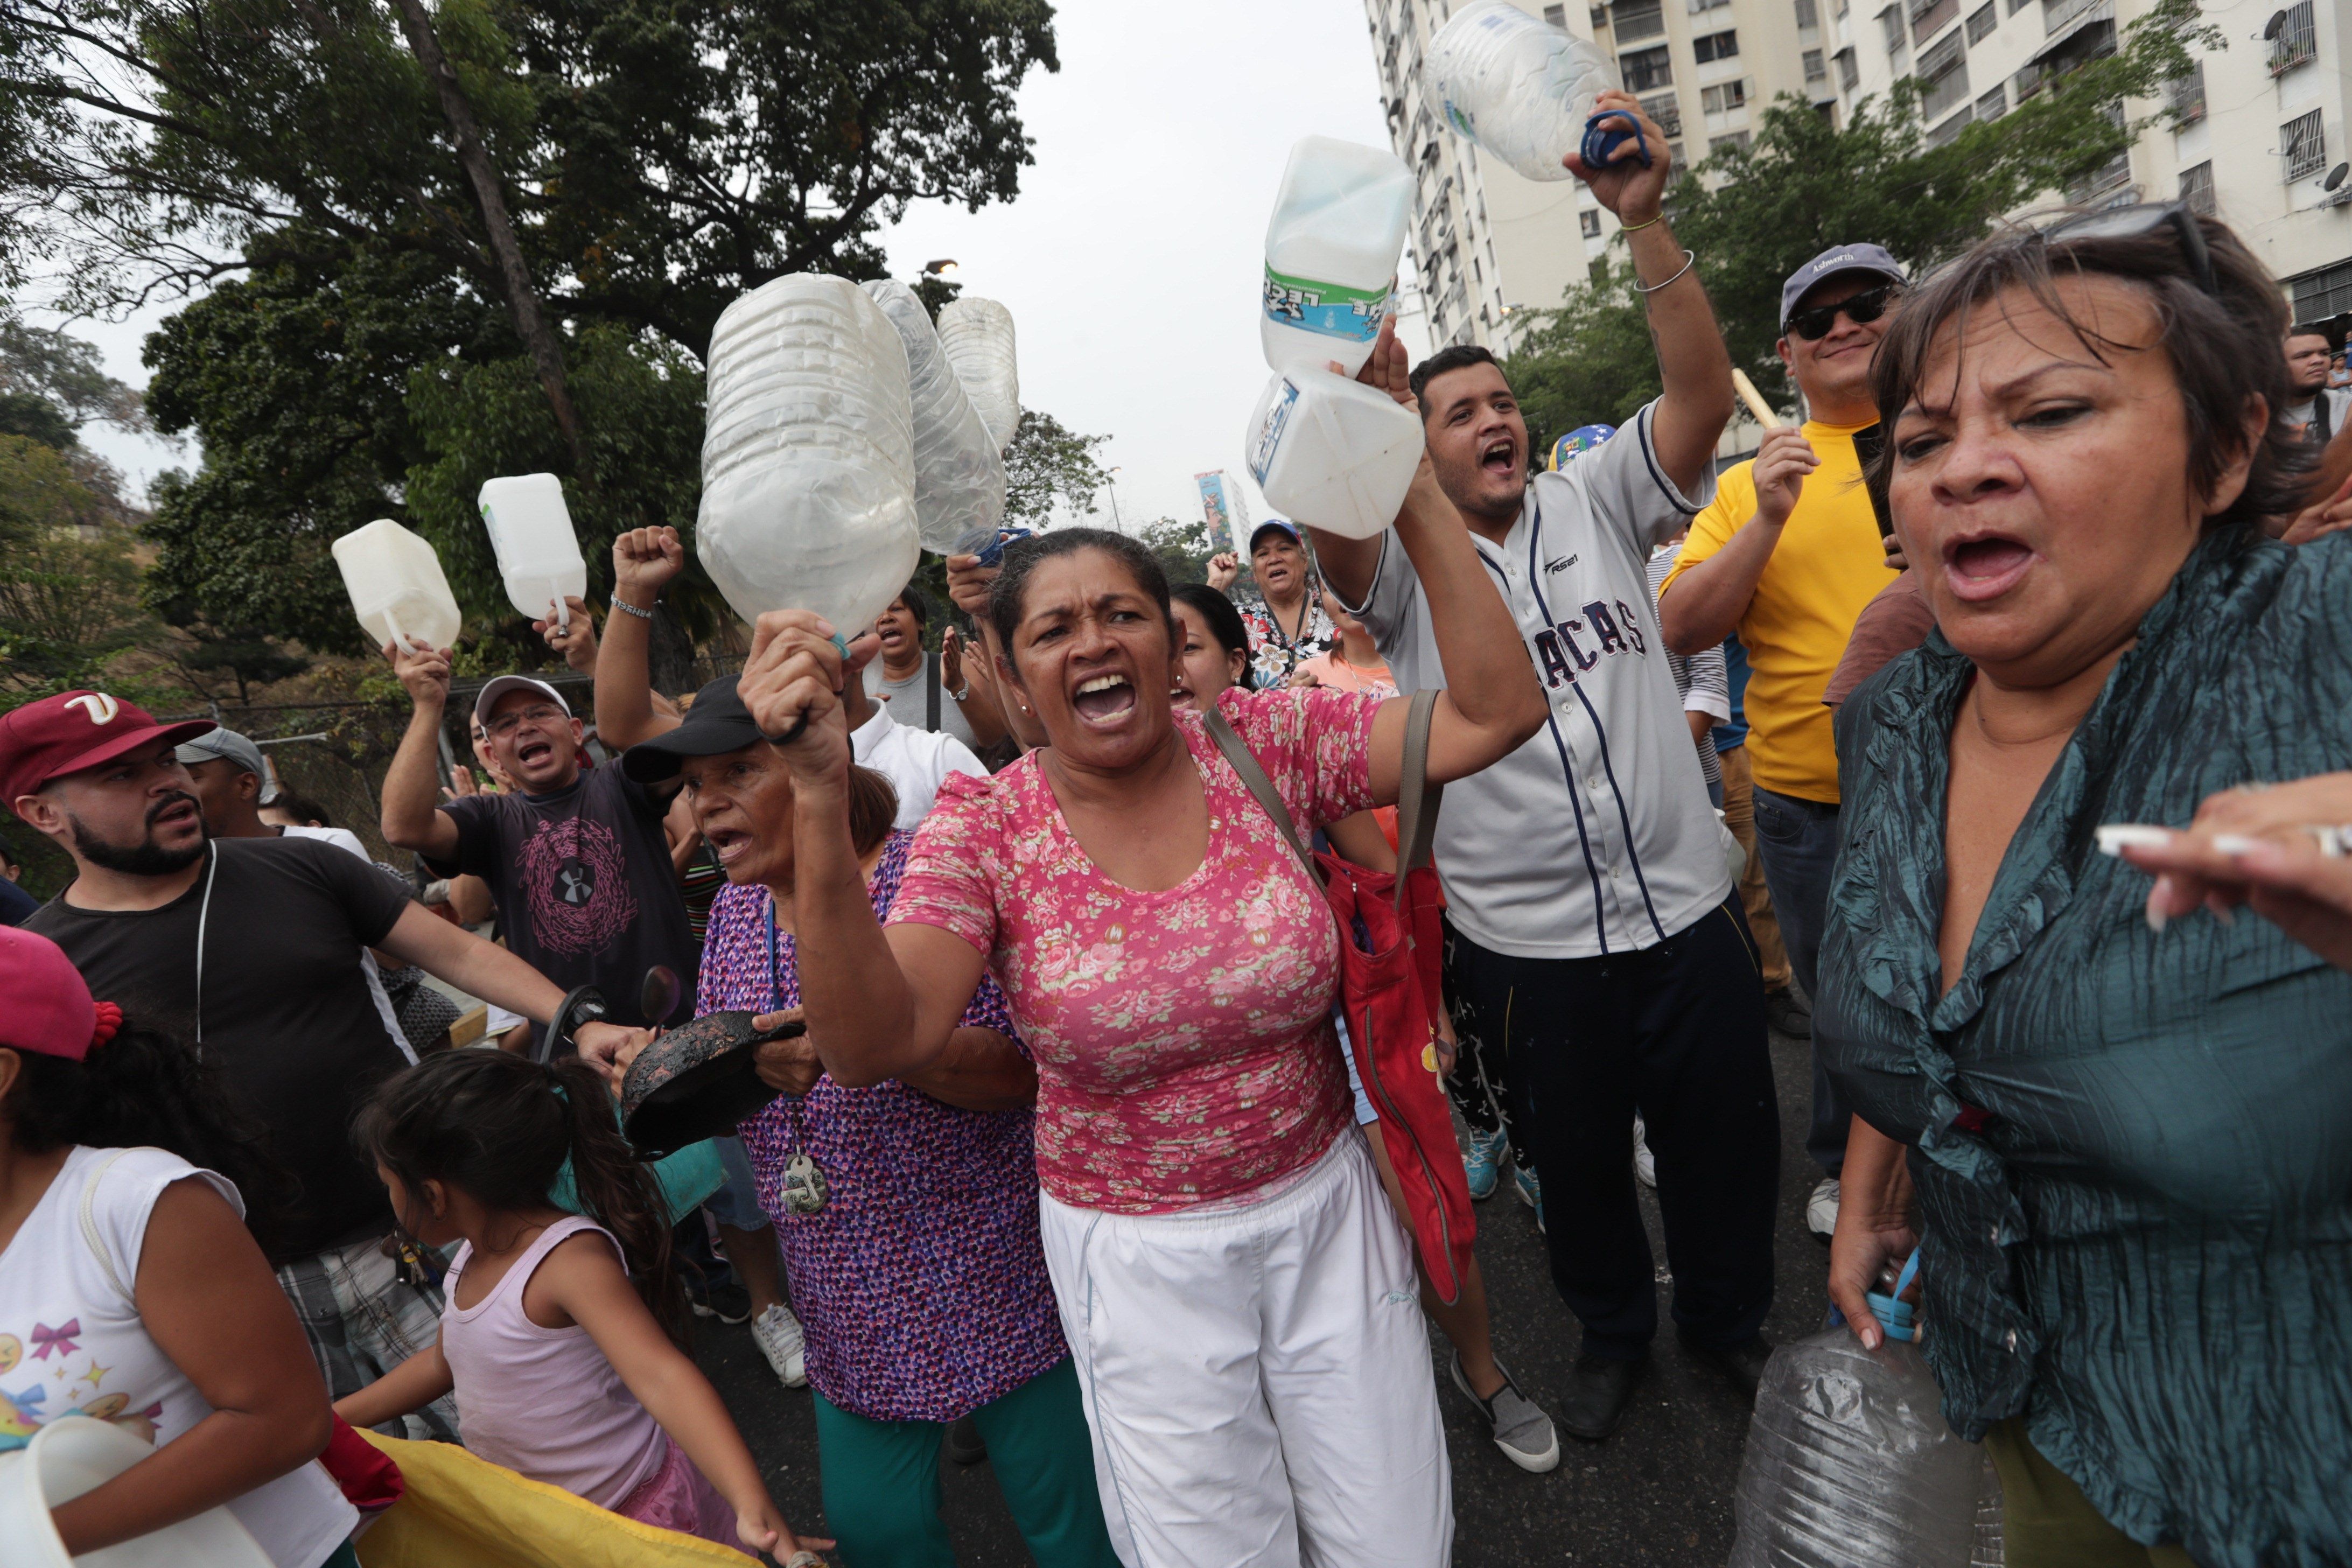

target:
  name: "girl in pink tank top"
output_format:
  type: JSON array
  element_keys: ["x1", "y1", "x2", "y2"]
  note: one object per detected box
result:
[{"x1": 332, "y1": 1052, "x2": 830, "y2": 1563}]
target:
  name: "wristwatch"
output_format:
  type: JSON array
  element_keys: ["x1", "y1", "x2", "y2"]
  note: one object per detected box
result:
[{"x1": 948, "y1": 678, "x2": 972, "y2": 702}]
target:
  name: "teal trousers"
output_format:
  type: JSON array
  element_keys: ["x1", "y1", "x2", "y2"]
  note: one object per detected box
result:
[{"x1": 811, "y1": 1356, "x2": 1117, "y2": 1568}]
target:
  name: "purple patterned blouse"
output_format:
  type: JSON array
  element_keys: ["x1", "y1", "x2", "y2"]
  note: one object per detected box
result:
[{"x1": 698, "y1": 831, "x2": 1066, "y2": 1422}]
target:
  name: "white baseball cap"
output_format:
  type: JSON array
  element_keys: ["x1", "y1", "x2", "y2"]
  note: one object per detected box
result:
[{"x1": 472, "y1": 676, "x2": 572, "y2": 726}]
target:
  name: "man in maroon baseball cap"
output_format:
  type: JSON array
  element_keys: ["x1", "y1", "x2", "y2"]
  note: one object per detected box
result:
[
  {"x1": 6, "y1": 687, "x2": 650, "y2": 1440},
  {"x1": 0, "y1": 691, "x2": 216, "y2": 881}
]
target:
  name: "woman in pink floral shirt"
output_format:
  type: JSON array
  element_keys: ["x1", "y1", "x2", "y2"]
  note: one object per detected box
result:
[{"x1": 737, "y1": 466, "x2": 1544, "y2": 1566}]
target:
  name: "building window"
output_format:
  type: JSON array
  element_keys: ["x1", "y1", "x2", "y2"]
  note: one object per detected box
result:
[
  {"x1": 2179, "y1": 160, "x2": 2215, "y2": 215},
  {"x1": 1879, "y1": 5, "x2": 1906, "y2": 50},
  {"x1": 1581, "y1": 209, "x2": 1604, "y2": 239},
  {"x1": 1692, "y1": 0, "x2": 1732, "y2": 12},
  {"x1": 1795, "y1": 0, "x2": 1819, "y2": 24},
  {"x1": 1804, "y1": 46, "x2": 1828, "y2": 78},
  {"x1": 2290, "y1": 258, "x2": 2352, "y2": 321},
  {"x1": 1975, "y1": 82, "x2": 2006, "y2": 120},
  {"x1": 1620, "y1": 43, "x2": 1675, "y2": 89},
  {"x1": 1593, "y1": 4, "x2": 1611, "y2": 28},
  {"x1": 1614, "y1": 0, "x2": 1667, "y2": 40},
  {"x1": 1544, "y1": 3, "x2": 1569, "y2": 23},
  {"x1": 2063, "y1": 102, "x2": 2131, "y2": 200},
  {"x1": 1702, "y1": 79, "x2": 1748, "y2": 111},
  {"x1": 1693, "y1": 28, "x2": 1740, "y2": 60},
  {"x1": 1928, "y1": 106, "x2": 1973, "y2": 145},
  {"x1": 1912, "y1": 0, "x2": 1960, "y2": 40},
  {"x1": 1710, "y1": 130, "x2": 1753, "y2": 153},
  {"x1": 2169, "y1": 61, "x2": 2205, "y2": 123},
  {"x1": 1668, "y1": 139, "x2": 1688, "y2": 166},
  {"x1": 2006, "y1": 0, "x2": 2029, "y2": 12},
  {"x1": 1836, "y1": 45, "x2": 1861, "y2": 88},
  {"x1": 1917, "y1": 30, "x2": 1969, "y2": 120},
  {"x1": 1965, "y1": 1, "x2": 1996, "y2": 39},
  {"x1": 2271, "y1": 0, "x2": 2316, "y2": 74},
  {"x1": 1640, "y1": 90, "x2": 1685, "y2": 133},
  {"x1": 2283, "y1": 108, "x2": 2326, "y2": 180}
]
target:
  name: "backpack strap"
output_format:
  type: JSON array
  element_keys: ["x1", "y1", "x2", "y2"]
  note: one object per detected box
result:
[
  {"x1": 1203, "y1": 706, "x2": 1322, "y2": 889},
  {"x1": 926, "y1": 649, "x2": 942, "y2": 731},
  {"x1": 78, "y1": 1149, "x2": 139, "y2": 1304}
]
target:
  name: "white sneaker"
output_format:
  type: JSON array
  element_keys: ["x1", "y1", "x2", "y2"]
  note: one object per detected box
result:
[
  {"x1": 1632, "y1": 1114, "x2": 1656, "y2": 1189},
  {"x1": 751, "y1": 1303, "x2": 808, "y2": 1388},
  {"x1": 1807, "y1": 1177, "x2": 1841, "y2": 1242}
]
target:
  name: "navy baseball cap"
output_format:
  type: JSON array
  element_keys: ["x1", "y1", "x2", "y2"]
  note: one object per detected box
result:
[
  {"x1": 1249, "y1": 519, "x2": 1301, "y2": 551},
  {"x1": 1780, "y1": 244, "x2": 1907, "y2": 330}
]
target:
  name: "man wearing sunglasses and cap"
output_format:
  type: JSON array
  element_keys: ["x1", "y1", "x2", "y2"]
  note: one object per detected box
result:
[{"x1": 1657, "y1": 242, "x2": 1907, "y2": 1242}]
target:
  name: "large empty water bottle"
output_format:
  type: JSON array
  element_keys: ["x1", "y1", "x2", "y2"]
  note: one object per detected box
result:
[
  {"x1": 1425, "y1": 0, "x2": 1614, "y2": 183},
  {"x1": 935, "y1": 297, "x2": 1021, "y2": 452},
  {"x1": 697, "y1": 274, "x2": 919, "y2": 639},
  {"x1": 1261, "y1": 136, "x2": 1415, "y2": 378},
  {"x1": 331, "y1": 516, "x2": 464, "y2": 652},
  {"x1": 1728, "y1": 1257, "x2": 1989, "y2": 1568},
  {"x1": 477, "y1": 472, "x2": 589, "y2": 627},
  {"x1": 863, "y1": 281, "x2": 1007, "y2": 552},
  {"x1": 1245, "y1": 370, "x2": 1424, "y2": 540}
]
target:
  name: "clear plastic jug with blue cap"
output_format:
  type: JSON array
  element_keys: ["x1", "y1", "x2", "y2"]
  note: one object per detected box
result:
[{"x1": 1726, "y1": 1249, "x2": 2005, "y2": 1566}]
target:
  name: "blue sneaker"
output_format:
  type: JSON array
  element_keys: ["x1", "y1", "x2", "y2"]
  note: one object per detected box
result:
[
  {"x1": 1463, "y1": 1128, "x2": 1507, "y2": 1201},
  {"x1": 1514, "y1": 1163, "x2": 1542, "y2": 1217}
]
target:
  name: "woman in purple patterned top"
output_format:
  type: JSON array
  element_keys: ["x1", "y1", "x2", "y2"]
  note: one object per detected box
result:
[{"x1": 617, "y1": 678, "x2": 1116, "y2": 1568}]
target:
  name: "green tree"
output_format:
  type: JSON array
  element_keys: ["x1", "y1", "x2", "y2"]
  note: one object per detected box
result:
[
  {"x1": 1002, "y1": 409, "x2": 1110, "y2": 529},
  {"x1": 0, "y1": 436, "x2": 159, "y2": 698},
  {"x1": 1505, "y1": 0, "x2": 2221, "y2": 450},
  {"x1": 1136, "y1": 514, "x2": 1227, "y2": 587},
  {"x1": 6, "y1": 0, "x2": 1060, "y2": 662}
]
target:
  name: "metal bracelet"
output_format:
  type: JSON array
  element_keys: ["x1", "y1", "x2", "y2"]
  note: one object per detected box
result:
[
  {"x1": 1633, "y1": 250, "x2": 1697, "y2": 293},
  {"x1": 2310, "y1": 823, "x2": 2352, "y2": 858},
  {"x1": 611, "y1": 596, "x2": 656, "y2": 620}
]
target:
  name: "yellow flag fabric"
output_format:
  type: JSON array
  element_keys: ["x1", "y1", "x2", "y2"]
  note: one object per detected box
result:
[{"x1": 351, "y1": 1430, "x2": 754, "y2": 1568}]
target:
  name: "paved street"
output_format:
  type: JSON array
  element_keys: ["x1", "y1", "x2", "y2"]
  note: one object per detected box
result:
[{"x1": 701, "y1": 1020, "x2": 1827, "y2": 1566}]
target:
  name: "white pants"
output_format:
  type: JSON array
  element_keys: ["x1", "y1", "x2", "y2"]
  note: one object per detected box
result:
[{"x1": 1038, "y1": 1131, "x2": 1454, "y2": 1568}]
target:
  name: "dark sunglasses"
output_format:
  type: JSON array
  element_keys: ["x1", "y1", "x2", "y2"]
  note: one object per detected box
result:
[
  {"x1": 2038, "y1": 200, "x2": 2218, "y2": 298},
  {"x1": 1787, "y1": 283, "x2": 1901, "y2": 341}
]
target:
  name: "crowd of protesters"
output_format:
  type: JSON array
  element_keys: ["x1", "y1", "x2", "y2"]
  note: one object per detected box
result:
[{"x1": 3, "y1": 87, "x2": 2351, "y2": 1568}]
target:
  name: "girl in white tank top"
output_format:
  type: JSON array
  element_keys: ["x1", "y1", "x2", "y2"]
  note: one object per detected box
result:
[{"x1": 330, "y1": 1051, "x2": 829, "y2": 1562}]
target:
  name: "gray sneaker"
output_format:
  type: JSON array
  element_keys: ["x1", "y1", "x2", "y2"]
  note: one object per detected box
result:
[{"x1": 1450, "y1": 1352, "x2": 1562, "y2": 1473}]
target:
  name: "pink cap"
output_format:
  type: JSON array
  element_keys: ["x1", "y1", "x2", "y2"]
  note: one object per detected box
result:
[{"x1": 0, "y1": 927, "x2": 103, "y2": 1062}]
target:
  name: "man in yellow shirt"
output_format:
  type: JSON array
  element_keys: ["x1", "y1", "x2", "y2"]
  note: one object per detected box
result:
[{"x1": 1657, "y1": 243, "x2": 1904, "y2": 1238}]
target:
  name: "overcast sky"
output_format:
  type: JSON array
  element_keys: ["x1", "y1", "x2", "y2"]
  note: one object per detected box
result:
[{"x1": 43, "y1": 0, "x2": 1435, "y2": 539}]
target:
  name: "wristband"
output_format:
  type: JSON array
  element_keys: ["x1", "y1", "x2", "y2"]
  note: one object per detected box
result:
[{"x1": 612, "y1": 596, "x2": 656, "y2": 620}]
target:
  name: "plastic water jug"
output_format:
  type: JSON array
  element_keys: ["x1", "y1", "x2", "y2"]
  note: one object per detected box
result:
[
  {"x1": 1727, "y1": 1275, "x2": 1990, "y2": 1568},
  {"x1": 1425, "y1": 1, "x2": 1614, "y2": 184},
  {"x1": 935, "y1": 297, "x2": 1021, "y2": 452},
  {"x1": 1261, "y1": 137, "x2": 1415, "y2": 377},
  {"x1": 0, "y1": 1415, "x2": 273, "y2": 1567},
  {"x1": 478, "y1": 473, "x2": 589, "y2": 627},
  {"x1": 331, "y1": 517, "x2": 464, "y2": 652},
  {"x1": 1244, "y1": 370, "x2": 1425, "y2": 540},
  {"x1": 698, "y1": 274, "x2": 920, "y2": 639},
  {"x1": 863, "y1": 281, "x2": 1009, "y2": 552}
]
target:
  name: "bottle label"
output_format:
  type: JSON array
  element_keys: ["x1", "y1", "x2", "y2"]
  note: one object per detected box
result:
[
  {"x1": 1248, "y1": 379, "x2": 1301, "y2": 486},
  {"x1": 1263, "y1": 267, "x2": 1395, "y2": 344}
]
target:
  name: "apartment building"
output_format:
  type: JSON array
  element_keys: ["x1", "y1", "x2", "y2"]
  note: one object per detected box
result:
[
  {"x1": 1828, "y1": 0, "x2": 2352, "y2": 325},
  {"x1": 1364, "y1": 0, "x2": 1838, "y2": 351}
]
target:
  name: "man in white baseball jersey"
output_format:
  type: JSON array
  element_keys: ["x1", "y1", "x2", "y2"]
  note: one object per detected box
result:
[{"x1": 1310, "y1": 90, "x2": 1779, "y2": 1446}]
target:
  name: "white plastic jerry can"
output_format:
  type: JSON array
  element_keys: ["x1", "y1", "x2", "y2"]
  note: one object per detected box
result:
[
  {"x1": 0, "y1": 1416, "x2": 274, "y2": 1568},
  {"x1": 1244, "y1": 370, "x2": 1425, "y2": 541},
  {"x1": 1261, "y1": 136, "x2": 1415, "y2": 378},
  {"x1": 330, "y1": 516, "x2": 464, "y2": 652},
  {"x1": 478, "y1": 473, "x2": 590, "y2": 628}
]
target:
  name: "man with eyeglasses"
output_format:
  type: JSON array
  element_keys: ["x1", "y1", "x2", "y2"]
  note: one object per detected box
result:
[
  {"x1": 381, "y1": 652, "x2": 698, "y2": 1060},
  {"x1": 1657, "y1": 242, "x2": 1906, "y2": 1243}
]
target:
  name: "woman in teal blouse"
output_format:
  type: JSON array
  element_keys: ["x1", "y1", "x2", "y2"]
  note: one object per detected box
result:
[{"x1": 1819, "y1": 207, "x2": 2352, "y2": 1568}]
